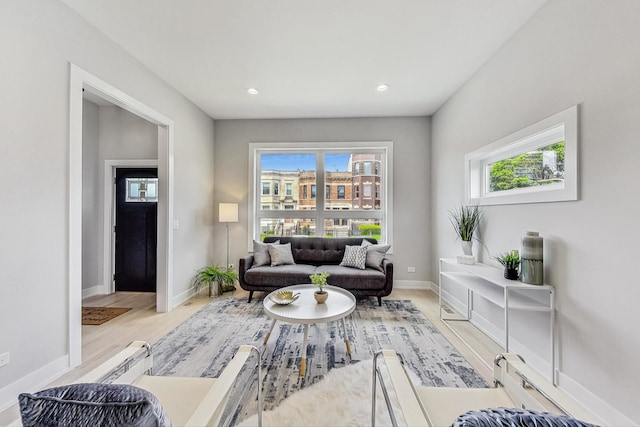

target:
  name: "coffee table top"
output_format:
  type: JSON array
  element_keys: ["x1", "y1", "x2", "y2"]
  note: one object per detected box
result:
[{"x1": 263, "y1": 284, "x2": 356, "y2": 324}]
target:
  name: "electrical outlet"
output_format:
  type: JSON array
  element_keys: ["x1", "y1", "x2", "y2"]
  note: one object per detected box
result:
[
  {"x1": 408, "y1": 267, "x2": 416, "y2": 273},
  {"x1": 228, "y1": 263, "x2": 235, "y2": 269},
  {"x1": 0, "y1": 352, "x2": 9, "y2": 368}
]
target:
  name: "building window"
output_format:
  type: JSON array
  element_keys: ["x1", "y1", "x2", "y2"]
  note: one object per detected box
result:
[
  {"x1": 250, "y1": 142, "x2": 393, "y2": 246},
  {"x1": 126, "y1": 178, "x2": 158, "y2": 202},
  {"x1": 273, "y1": 182, "x2": 279, "y2": 196},
  {"x1": 262, "y1": 182, "x2": 270, "y2": 195},
  {"x1": 375, "y1": 162, "x2": 380, "y2": 175}
]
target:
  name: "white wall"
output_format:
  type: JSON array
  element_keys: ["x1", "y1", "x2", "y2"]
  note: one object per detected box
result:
[
  {"x1": 431, "y1": 0, "x2": 640, "y2": 423},
  {"x1": 82, "y1": 100, "x2": 101, "y2": 292},
  {"x1": 213, "y1": 117, "x2": 431, "y2": 284},
  {"x1": 0, "y1": 0, "x2": 215, "y2": 411}
]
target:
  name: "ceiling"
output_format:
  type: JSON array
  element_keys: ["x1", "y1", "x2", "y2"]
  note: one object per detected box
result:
[{"x1": 62, "y1": 0, "x2": 546, "y2": 120}]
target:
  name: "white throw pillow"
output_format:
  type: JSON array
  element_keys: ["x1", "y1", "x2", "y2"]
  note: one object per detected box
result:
[
  {"x1": 253, "y1": 240, "x2": 280, "y2": 267},
  {"x1": 361, "y1": 240, "x2": 390, "y2": 271},
  {"x1": 268, "y1": 242, "x2": 296, "y2": 266},
  {"x1": 340, "y1": 245, "x2": 367, "y2": 270}
]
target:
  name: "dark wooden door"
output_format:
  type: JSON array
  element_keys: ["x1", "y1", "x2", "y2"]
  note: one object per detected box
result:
[{"x1": 114, "y1": 168, "x2": 158, "y2": 292}]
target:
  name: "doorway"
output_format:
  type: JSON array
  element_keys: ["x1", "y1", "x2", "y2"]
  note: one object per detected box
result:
[{"x1": 114, "y1": 168, "x2": 158, "y2": 292}]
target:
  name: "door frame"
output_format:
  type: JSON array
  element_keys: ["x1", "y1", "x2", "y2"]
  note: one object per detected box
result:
[
  {"x1": 69, "y1": 63, "x2": 175, "y2": 367},
  {"x1": 104, "y1": 161, "x2": 158, "y2": 295}
]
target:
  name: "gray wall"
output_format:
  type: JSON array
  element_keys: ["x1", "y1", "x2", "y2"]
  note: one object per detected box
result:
[
  {"x1": 81, "y1": 102, "x2": 160, "y2": 294},
  {"x1": 0, "y1": 0, "x2": 214, "y2": 409},
  {"x1": 431, "y1": 0, "x2": 640, "y2": 423},
  {"x1": 213, "y1": 117, "x2": 431, "y2": 283}
]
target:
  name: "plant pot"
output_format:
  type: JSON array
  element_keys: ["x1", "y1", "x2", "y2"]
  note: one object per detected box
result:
[
  {"x1": 504, "y1": 268, "x2": 519, "y2": 280},
  {"x1": 209, "y1": 281, "x2": 221, "y2": 297},
  {"x1": 461, "y1": 241, "x2": 473, "y2": 256},
  {"x1": 314, "y1": 291, "x2": 328, "y2": 304}
]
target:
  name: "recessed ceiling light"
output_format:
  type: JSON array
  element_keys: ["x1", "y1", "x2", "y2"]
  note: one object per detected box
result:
[
  {"x1": 247, "y1": 87, "x2": 259, "y2": 95},
  {"x1": 376, "y1": 83, "x2": 389, "y2": 92}
]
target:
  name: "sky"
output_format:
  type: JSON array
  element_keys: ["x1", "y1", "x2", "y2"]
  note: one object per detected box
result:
[{"x1": 261, "y1": 153, "x2": 351, "y2": 171}]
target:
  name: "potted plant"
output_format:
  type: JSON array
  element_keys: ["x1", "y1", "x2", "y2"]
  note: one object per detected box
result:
[
  {"x1": 309, "y1": 272, "x2": 330, "y2": 304},
  {"x1": 193, "y1": 265, "x2": 239, "y2": 297},
  {"x1": 495, "y1": 250, "x2": 520, "y2": 280},
  {"x1": 448, "y1": 204, "x2": 483, "y2": 256}
]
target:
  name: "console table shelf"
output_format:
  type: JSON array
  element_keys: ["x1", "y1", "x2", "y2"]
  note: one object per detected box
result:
[{"x1": 439, "y1": 258, "x2": 556, "y2": 383}]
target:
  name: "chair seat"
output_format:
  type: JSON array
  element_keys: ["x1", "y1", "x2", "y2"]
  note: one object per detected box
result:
[
  {"x1": 415, "y1": 387, "x2": 513, "y2": 427},
  {"x1": 133, "y1": 375, "x2": 218, "y2": 426}
]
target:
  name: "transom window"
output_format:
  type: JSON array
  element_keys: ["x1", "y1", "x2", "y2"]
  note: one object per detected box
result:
[{"x1": 249, "y1": 142, "x2": 393, "y2": 246}]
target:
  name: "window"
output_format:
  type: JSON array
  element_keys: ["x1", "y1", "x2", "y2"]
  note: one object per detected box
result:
[
  {"x1": 364, "y1": 162, "x2": 372, "y2": 175},
  {"x1": 273, "y1": 182, "x2": 279, "y2": 196},
  {"x1": 466, "y1": 105, "x2": 578, "y2": 205},
  {"x1": 375, "y1": 162, "x2": 380, "y2": 175},
  {"x1": 126, "y1": 178, "x2": 158, "y2": 202},
  {"x1": 249, "y1": 142, "x2": 393, "y2": 246},
  {"x1": 262, "y1": 182, "x2": 270, "y2": 195}
]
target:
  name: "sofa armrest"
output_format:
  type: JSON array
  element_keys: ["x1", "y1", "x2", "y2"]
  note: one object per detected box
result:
[
  {"x1": 238, "y1": 256, "x2": 254, "y2": 290},
  {"x1": 382, "y1": 258, "x2": 394, "y2": 291}
]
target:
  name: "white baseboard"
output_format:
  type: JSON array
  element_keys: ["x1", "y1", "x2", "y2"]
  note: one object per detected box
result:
[
  {"x1": 393, "y1": 280, "x2": 435, "y2": 290},
  {"x1": 82, "y1": 285, "x2": 107, "y2": 299},
  {"x1": 557, "y1": 372, "x2": 636, "y2": 426},
  {"x1": 172, "y1": 286, "x2": 198, "y2": 308},
  {"x1": 0, "y1": 355, "x2": 70, "y2": 413}
]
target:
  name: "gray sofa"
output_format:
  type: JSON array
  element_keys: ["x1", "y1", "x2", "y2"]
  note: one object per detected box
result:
[{"x1": 239, "y1": 236, "x2": 393, "y2": 305}]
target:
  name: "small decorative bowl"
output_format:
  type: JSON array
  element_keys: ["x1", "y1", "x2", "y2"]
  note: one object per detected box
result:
[{"x1": 269, "y1": 291, "x2": 300, "y2": 305}]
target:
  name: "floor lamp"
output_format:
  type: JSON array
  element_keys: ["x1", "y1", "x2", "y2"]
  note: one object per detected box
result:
[{"x1": 219, "y1": 203, "x2": 239, "y2": 292}]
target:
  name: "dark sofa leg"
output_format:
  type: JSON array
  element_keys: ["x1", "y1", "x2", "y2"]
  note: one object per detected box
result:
[
  {"x1": 377, "y1": 296, "x2": 382, "y2": 306},
  {"x1": 248, "y1": 291, "x2": 254, "y2": 303}
]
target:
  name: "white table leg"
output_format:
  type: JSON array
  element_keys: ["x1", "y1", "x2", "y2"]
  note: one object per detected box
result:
[
  {"x1": 263, "y1": 319, "x2": 277, "y2": 345},
  {"x1": 341, "y1": 317, "x2": 351, "y2": 357},
  {"x1": 300, "y1": 324, "x2": 309, "y2": 376}
]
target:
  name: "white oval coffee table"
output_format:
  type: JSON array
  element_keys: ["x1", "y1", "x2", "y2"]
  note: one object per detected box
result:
[{"x1": 263, "y1": 284, "x2": 356, "y2": 376}]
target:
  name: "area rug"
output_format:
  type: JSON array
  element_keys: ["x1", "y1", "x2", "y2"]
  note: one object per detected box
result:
[
  {"x1": 151, "y1": 298, "x2": 486, "y2": 422},
  {"x1": 82, "y1": 307, "x2": 132, "y2": 325},
  {"x1": 238, "y1": 359, "x2": 405, "y2": 427}
]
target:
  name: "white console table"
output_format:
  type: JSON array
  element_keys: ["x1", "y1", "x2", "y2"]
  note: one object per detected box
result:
[{"x1": 439, "y1": 258, "x2": 556, "y2": 383}]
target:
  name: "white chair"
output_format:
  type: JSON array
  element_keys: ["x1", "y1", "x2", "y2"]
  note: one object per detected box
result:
[
  {"x1": 12, "y1": 341, "x2": 262, "y2": 427},
  {"x1": 372, "y1": 350, "x2": 604, "y2": 427}
]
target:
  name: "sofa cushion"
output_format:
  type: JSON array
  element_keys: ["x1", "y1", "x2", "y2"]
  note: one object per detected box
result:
[
  {"x1": 361, "y1": 240, "x2": 391, "y2": 272},
  {"x1": 268, "y1": 243, "x2": 296, "y2": 266},
  {"x1": 18, "y1": 383, "x2": 171, "y2": 427},
  {"x1": 316, "y1": 265, "x2": 386, "y2": 291},
  {"x1": 263, "y1": 237, "x2": 377, "y2": 265},
  {"x1": 245, "y1": 264, "x2": 317, "y2": 287},
  {"x1": 253, "y1": 240, "x2": 280, "y2": 267},
  {"x1": 340, "y1": 245, "x2": 367, "y2": 269}
]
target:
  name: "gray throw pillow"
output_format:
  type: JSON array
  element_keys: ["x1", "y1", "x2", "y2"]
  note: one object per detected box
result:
[
  {"x1": 268, "y1": 242, "x2": 295, "y2": 266},
  {"x1": 340, "y1": 245, "x2": 367, "y2": 269},
  {"x1": 361, "y1": 240, "x2": 390, "y2": 271},
  {"x1": 19, "y1": 383, "x2": 171, "y2": 427},
  {"x1": 253, "y1": 240, "x2": 280, "y2": 267}
]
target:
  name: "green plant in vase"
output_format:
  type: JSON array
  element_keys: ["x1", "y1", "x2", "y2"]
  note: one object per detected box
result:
[
  {"x1": 309, "y1": 272, "x2": 330, "y2": 303},
  {"x1": 495, "y1": 250, "x2": 520, "y2": 280},
  {"x1": 448, "y1": 204, "x2": 483, "y2": 257},
  {"x1": 193, "y1": 265, "x2": 239, "y2": 297}
]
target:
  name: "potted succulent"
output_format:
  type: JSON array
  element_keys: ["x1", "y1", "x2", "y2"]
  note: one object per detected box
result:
[
  {"x1": 309, "y1": 272, "x2": 330, "y2": 304},
  {"x1": 193, "y1": 265, "x2": 238, "y2": 297},
  {"x1": 495, "y1": 251, "x2": 520, "y2": 280},
  {"x1": 448, "y1": 204, "x2": 483, "y2": 256}
]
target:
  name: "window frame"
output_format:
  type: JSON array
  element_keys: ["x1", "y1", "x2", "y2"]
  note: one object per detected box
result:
[
  {"x1": 248, "y1": 141, "x2": 394, "y2": 250},
  {"x1": 465, "y1": 105, "x2": 578, "y2": 206}
]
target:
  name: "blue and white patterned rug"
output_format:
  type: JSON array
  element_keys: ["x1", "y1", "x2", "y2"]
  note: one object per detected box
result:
[{"x1": 151, "y1": 297, "x2": 486, "y2": 420}]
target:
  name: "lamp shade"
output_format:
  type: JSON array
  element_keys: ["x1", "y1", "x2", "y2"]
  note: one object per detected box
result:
[{"x1": 219, "y1": 203, "x2": 238, "y2": 223}]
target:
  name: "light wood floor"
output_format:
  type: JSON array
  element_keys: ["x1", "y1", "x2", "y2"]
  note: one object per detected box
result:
[{"x1": 0, "y1": 287, "x2": 500, "y2": 423}]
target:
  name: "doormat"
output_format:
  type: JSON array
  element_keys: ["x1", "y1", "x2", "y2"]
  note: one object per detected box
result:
[{"x1": 82, "y1": 307, "x2": 132, "y2": 325}]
